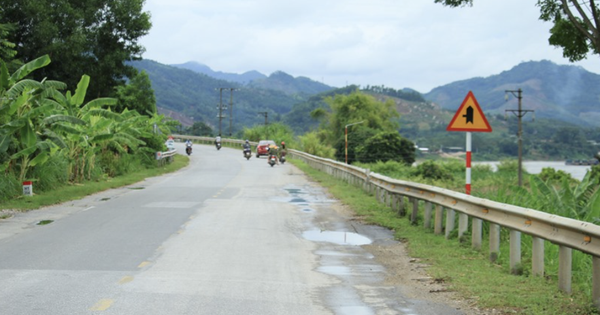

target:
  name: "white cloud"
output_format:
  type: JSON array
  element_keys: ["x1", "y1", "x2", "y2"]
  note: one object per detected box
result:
[{"x1": 139, "y1": 0, "x2": 600, "y2": 93}]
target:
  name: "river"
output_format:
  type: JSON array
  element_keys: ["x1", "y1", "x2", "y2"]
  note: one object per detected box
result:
[{"x1": 473, "y1": 161, "x2": 592, "y2": 181}]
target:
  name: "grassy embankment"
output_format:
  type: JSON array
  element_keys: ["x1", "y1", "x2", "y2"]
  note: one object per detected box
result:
[
  {"x1": 291, "y1": 158, "x2": 599, "y2": 315},
  {"x1": 0, "y1": 155, "x2": 189, "y2": 215}
]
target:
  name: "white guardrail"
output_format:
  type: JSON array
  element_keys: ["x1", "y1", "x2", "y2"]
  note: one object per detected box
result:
[
  {"x1": 171, "y1": 135, "x2": 600, "y2": 306},
  {"x1": 286, "y1": 148, "x2": 600, "y2": 307}
]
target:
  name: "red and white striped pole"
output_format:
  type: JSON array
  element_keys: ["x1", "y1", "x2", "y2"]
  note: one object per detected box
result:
[{"x1": 465, "y1": 132, "x2": 472, "y2": 195}]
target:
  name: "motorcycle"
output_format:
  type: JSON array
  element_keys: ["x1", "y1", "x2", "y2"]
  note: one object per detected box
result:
[
  {"x1": 216, "y1": 142, "x2": 221, "y2": 150},
  {"x1": 279, "y1": 155, "x2": 286, "y2": 164},
  {"x1": 243, "y1": 149, "x2": 252, "y2": 160},
  {"x1": 268, "y1": 154, "x2": 277, "y2": 167},
  {"x1": 185, "y1": 145, "x2": 192, "y2": 156}
]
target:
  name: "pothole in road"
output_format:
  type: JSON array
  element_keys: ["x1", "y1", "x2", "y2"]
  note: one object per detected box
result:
[
  {"x1": 302, "y1": 230, "x2": 372, "y2": 245},
  {"x1": 37, "y1": 220, "x2": 54, "y2": 225}
]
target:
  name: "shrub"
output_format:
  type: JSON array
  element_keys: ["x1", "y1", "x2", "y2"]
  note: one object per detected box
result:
[{"x1": 412, "y1": 160, "x2": 453, "y2": 181}]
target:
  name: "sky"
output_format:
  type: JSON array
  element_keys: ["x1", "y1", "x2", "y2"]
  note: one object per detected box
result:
[{"x1": 138, "y1": 0, "x2": 600, "y2": 93}]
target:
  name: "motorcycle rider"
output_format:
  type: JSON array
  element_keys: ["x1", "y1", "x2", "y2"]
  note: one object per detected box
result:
[
  {"x1": 214, "y1": 134, "x2": 222, "y2": 149},
  {"x1": 185, "y1": 139, "x2": 193, "y2": 153},
  {"x1": 279, "y1": 141, "x2": 287, "y2": 161},
  {"x1": 267, "y1": 143, "x2": 279, "y2": 165},
  {"x1": 242, "y1": 139, "x2": 252, "y2": 156}
]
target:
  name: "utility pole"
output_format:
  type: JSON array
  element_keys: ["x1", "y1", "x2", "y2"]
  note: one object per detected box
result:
[
  {"x1": 216, "y1": 88, "x2": 228, "y2": 136},
  {"x1": 505, "y1": 88, "x2": 534, "y2": 187},
  {"x1": 227, "y1": 88, "x2": 238, "y2": 136},
  {"x1": 259, "y1": 112, "x2": 268, "y2": 139}
]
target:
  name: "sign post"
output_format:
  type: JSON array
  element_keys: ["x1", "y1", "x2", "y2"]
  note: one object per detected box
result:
[{"x1": 447, "y1": 91, "x2": 492, "y2": 249}]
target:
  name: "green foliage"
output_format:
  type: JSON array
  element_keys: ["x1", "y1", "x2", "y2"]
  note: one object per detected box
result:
[
  {"x1": 412, "y1": 160, "x2": 453, "y2": 181},
  {"x1": 242, "y1": 122, "x2": 295, "y2": 147},
  {"x1": 185, "y1": 122, "x2": 213, "y2": 136},
  {"x1": 362, "y1": 85, "x2": 425, "y2": 102},
  {"x1": 355, "y1": 131, "x2": 416, "y2": 164},
  {"x1": 538, "y1": 167, "x2": 577, "y2": 184},
  {"x1": 0, "y1": 171, "x2": 20, "y2": 202},
  {"x1": 333, "y1": 127, "x2": 376, "y2": 164},
  {"x1": 298, "y1": 131, "x2": 335, "y2": 159},
  {"x1": 133, "y1": 59, "x2": 304, "y2": 136},
  {"x1": 322, "y1": 90, "x2": 399, "y2": 145},
  {"x1": 115, "y1": 70, "x2": 156, "y2": 115},
  {"x1": 496, "y1": 159, "x2": 520, "y2": 173},
  {"x1": 0, "y1": 0, "x2": 151, "y2": 99}
]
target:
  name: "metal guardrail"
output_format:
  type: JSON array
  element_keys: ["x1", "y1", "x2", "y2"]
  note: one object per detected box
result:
[
  {"x1": 155, "y1": 149, "x2": 177, "y2": 164},
  {"x1": 287, "y1": 148, "x2": 600, "y2": 307},
  {"x1": 171, "y1": 135, "x2": 257, "y2": 148}
]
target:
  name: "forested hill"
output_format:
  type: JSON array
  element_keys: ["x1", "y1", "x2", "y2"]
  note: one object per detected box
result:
[
  {"x1": 171, "y1": 61, "x2": 333, "y2": 96},
  {"x1": 171, "y1": 61, "x2": 266, "y2": 85},
  {"x1": 425, "y1": 60, "x2": 600, "y2": 127},
  {"x1": 131, "y1": 59, "x2": 305, "y2": 132}
]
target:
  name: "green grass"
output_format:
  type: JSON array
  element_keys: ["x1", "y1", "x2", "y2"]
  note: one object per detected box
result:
[
  {"x1": 0, "y1": 155, "x2": 189, "y2": 211},
  {"x1": 291, "y1": 158, "x2": 599, "y2": 315}
]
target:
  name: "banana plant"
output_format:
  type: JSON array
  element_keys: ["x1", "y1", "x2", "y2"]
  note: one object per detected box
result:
[
  {"x1": 0, "y1": 55, "x2": 77, "y2": 181},
  {"x1": 529, "y1": 174, "x2": 600, "y2": 223}
]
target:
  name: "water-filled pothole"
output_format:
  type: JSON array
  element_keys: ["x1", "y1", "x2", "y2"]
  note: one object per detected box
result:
[
  {"x1": 37, "y1": 220, "x2": 54, "y2": 225},
  {"x1": 302, "y1": 230, "x2": 372, "y2": 245}
]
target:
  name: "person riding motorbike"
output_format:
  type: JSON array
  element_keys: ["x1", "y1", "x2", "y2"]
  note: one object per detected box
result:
[
  {"x1": 279, "y1": 141, "x2": 287, "y2": 162},
  {"x1": 185, "y1": 139, "x2": 193, "y2": 155},
  {"x1": 214, "y1": 134, "x2": 222, "y2": 149},
  {"x1": 267, "y1": 144, "x2": 279, "y2": 165},
  {"x1": 242, "y1": 140, "x2": 252, "y2": 156}
]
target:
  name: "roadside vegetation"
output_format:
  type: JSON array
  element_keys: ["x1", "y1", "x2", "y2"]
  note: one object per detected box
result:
[{"x1": 292, "y1": 158, "x2": 600, "y2": 314}]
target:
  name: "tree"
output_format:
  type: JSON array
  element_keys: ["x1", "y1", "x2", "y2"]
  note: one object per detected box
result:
[
  {"x1": 355, "y1": 131, "x2": 416, "y2": 164},
  {"x1": 321, "y1": 90, "x2": 399, "y2": 145},
  {"x1": 0, "y1": 0, "x2": 151, "y2": 99},
  {"x1": 434, "y1": 0, "x2": 600, "y2": 62},
  {"x1": 115, "y1": 70, "x2": 156, "y2": 115},
  {"x1": 186, "y1": 122, "x2": 213, "y2": 136}
]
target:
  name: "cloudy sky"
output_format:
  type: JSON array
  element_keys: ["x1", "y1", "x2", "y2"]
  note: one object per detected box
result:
[{"x1": 139, "y1": 0, "x2": 600, "y2": 93}]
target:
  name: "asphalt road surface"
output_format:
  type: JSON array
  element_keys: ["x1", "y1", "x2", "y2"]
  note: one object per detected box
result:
[{"x1": 0, "y1": 142, "x2": 465, "y2": 315}]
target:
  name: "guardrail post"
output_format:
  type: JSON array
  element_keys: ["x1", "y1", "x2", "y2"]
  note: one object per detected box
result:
[
  {"x1": 458, "y1": 213, "x2": 468, "y2": 242},
  {"x1": 510, "y1": 230, "x2": 522, "y2": 275},
  {"x1": 445, "y1": 208, "x2": 455, "y2": 239},
  {"x1": 364, "y1": 169, "x2": 370, "y2": 193},
  {"x1": 434, "y1": 204, "x2": 443, "y2": 235},
  {"x1": 472, "y1": 218, "x2": 482, "y2": 250},
  {"x1": 594, "y1": 256, "x2": 600, "y2": 309},
  {"x1": 399, "y1": 195, "x2": 406, "y2": 216},
  {"x1": 489, "y1": 223, "x2": 500, "y2": 262},
  {"x1": 532, "y1": 237, "x2": 545, "y2": 276},
  {"x1": 559, "y1": 246, "x2": 572, "y2": 294},
  {"x1": 411, "y1": 198, "x2": 419, "y2": 224},
  {"x1": 424, "y1": 202, "x2": 432, "y2": 229}
]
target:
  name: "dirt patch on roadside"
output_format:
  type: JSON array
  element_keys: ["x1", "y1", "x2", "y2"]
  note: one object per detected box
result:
[{"x1": 327, "y1": 199, "x2": 507, "y2": 315}]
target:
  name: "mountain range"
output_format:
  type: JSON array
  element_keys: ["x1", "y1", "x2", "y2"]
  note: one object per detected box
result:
[{"x1": 132, "y1": 59, "x2": 600, "y2": 134}]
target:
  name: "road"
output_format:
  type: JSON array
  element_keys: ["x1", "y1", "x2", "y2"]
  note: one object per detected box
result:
[{"x1": 0, "y1": 142, "x2": 465, "y2": 315}]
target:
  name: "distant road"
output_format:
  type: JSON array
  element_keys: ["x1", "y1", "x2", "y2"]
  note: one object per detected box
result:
[{"x1": 0, "y1": 143, "x2": 464, "y2": 315}]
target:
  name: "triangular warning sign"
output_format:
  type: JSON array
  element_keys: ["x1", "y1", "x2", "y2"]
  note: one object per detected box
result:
[{"x1": 446, "y1": 91, "x2": 492, "y2": 132}]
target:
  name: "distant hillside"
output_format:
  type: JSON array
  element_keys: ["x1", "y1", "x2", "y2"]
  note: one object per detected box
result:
[
  {"x1": 248, "y1": 71, "x2": 334, "y2": 96},
  {"x1": 425, "y1": 60, "x2": 600, "y2": 127},
  {"x1": 132, "y1": 59, "x2": 306, "y2": 134},
  {"x1": 171, "y1": 61, "x2": 334, "y2": 96},
  {"x1": 171, "y1": 61, "x2": 266, "y2": 85}
]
